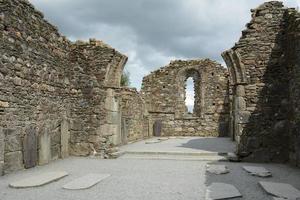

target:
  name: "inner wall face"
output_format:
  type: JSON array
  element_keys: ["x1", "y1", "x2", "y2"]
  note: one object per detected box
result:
[{"x1": 141, "y1": 59, "x2": 230, "y2": 137}]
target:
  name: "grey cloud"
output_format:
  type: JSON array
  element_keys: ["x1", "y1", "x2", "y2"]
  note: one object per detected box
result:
[{"x1": 29, "y1": 0, "x2": 298, "y2": 88}]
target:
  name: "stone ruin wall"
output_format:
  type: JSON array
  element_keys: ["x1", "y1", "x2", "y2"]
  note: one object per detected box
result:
[
  {"x1": 0, "y1": 0, "x2": 149, "y2": 175},
  {"x1": 1, "y1": 0, "x2": 300, "y2": 176},
  {"x1": 223, "y1": 1, "x2": 300, "y2": 166},
  {"x1": 141, "y1": 59, "x2": 230, "y2": 137},
  {"x1": 117, "y1": 88, "x2": 150, "y2": 144},
  {"x1": 1, "y1": 0, "x2": 73, "y2": 174},
  {"x1": 281, "y1": 7, "x2": 300, "y2": 167}
]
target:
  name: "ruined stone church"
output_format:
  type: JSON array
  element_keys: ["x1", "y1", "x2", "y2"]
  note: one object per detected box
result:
[{"x1": 1, "y1": 0, "x2": 300, "y2": 175}]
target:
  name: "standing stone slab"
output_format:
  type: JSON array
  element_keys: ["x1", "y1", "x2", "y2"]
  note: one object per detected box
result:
[
  {"x1": 4, "y1": 151, "x2": 23, "y2": 174},
  {"x1": 259, "y1": 181, "x2": 300, "y2": 199},
  {"x1": 62, "y1": 174, "x2": 110, "y2": 190},
  {"x1": 4, "y1": 129, "x2": 22, "y2": 152},
  {"x1": 9, "y1": 171, "x2": 68, "y2": 188},
  {"x1": 153, "y1": 120, "x2": 162, "y2": 137},
  {"x1": 0, "y1": 128, "x2": 4, "y2": 175},
  {"x1": 23, "y1": 126, "x2": 38, "y2": 169},
  {"x1": 243, "y1": 166, "x2": 272, "y2": 177},
  {"x1": 206, "y1": 183, "x2": 242, "y2": 200},
  {"x1": 206, "y1": 165, "x2": 230, "y2": 175},
  {"x1": 61, "y1": 118, "x2": 70, "y2": 159},
  {"x1": 39, "y1": 128, "x2": 51, "y2": 165}
]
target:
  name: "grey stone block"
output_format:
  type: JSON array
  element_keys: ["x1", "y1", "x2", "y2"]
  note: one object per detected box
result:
[
  {"x1": 243, "y1": 166, "x2": 272, "y2": 177},
  {"x1": 61, "y1": 118, "x2": 70, "y2": 159},
  {"x1": 39, "y1": 128, "x2": 51, "y2": 165},
  {"x1": 4, "y1": 151, "x2": 23, "y2": 174},
  {"x1": 206, "y1": 165, "x2": 230, "y2": 175},
  {"x1": 259, "y1": 181, "x2": 300, "y2": 199},
  {"x1": 4, "y1": 129, "x2": 22, "y2": 152},
  {"x1": 206, "y1": 182, "x2": 242, "y2": 200}
]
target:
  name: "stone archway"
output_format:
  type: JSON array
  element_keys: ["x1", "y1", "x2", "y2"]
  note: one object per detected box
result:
[{"x1": 222, "y1": 49, "x2": 247, "y2": 142}]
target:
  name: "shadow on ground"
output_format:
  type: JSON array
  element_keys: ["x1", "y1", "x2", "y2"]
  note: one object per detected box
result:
[{"x1": 177, "y1": 138, "x2": 236, "y2": 153}]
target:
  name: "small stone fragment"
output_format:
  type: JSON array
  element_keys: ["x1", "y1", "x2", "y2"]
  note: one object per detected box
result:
[
  {"x1": 243, "y1": 166, "x2": 272, "y2": 177},
  {"x1": 259, "y1": 181, "x2": 300, "y2": 199},
  {"x1": 206, "y1": 182, "x2": 242, "y2": 200},
  {"x1": 206, "y1": 165, "x2": 230, "y2": 175},
  {"x1": 227, "y1": 152, "x2": 240, "y2": 162}
]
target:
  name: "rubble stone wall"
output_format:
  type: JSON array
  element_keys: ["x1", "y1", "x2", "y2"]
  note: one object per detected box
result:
[
  {"x1": 284, "y1": 8, "x2": 300, "y2": 167},
  {"x1": 118, "y1": 88, "x2": 149, "y2": 143},
  {"x1": 0, "y1": 0, "x2": 127, "y2": 174},
  {"x1": 222, "y1": 1, "x2": 300, "y2": 165},
  {"x1": 141, "y1": 59, "x2": 230, "y2": 137},
  {"x1": 1, "y1": 0, "x2": 73, "y2": 174}
]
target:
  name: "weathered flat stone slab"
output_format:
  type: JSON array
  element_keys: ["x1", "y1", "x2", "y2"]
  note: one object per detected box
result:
[
  {"x1": 23, "y1": 126, "x2": 38, "y2": 169},
  {"x1": 145, "y1": 140, "x2": 161, "y2": 144},
  {"x1": 63, "y1": 174, "x2": 110, "y2": 190},
  {"x1": 259, "y1": 181, "x2": 300, "y2": 199},
  {"x1": 9, "y1": 171, "x2": 68, "y2": 188},
  {"x1": 243, "y1": 166, "x2": 271, "y2": 177},
  {"x1": 157, "y1": 138, "x2": 169, "y2": 141},
  {"x1": 206, "y1": 182, "x2": 242, "y2": 200},
  {"x1": 206, "y1": 165, "x2": 230, "y2": 175}
]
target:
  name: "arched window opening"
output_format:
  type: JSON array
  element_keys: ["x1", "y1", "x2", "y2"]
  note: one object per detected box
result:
[{"x1": 185, "y1": 77, "x2": 195, "y2": 114}]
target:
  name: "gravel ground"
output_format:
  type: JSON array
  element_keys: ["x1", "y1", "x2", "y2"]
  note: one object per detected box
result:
[
  {"x1": 0, "y1": 157, "x2": 206, "y2": 200},
  {"x1": 0, "y1": 157, "x2": 299, "y2": 200},
  {"x1": 0, "y1": 137, "x2": 299, "y2": 200}
]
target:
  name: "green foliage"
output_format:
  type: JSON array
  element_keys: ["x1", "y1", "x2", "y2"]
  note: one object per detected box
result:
[{"x1": 121, "y1": 70, "x2": 131, "y2": 86}]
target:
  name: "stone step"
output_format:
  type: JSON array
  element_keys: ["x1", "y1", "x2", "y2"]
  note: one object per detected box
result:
[
  {"x1": 118, "y1": 150, "x2": 229, "y2": 156},
  {"x1": 117, "y1": 151, "x2": 230, "y2": 161}
]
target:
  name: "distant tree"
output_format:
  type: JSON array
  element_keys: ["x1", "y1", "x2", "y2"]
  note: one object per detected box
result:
[{"x1": 121, "y1": 70, "x2": 131, "y2": 86}]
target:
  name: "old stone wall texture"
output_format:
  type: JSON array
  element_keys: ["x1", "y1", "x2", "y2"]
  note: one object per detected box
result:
[
  {"x1": 284, "y1": 8, "x2": 300, "y2": 167},
  {"x1": 223, "y1": 1, "x2": 300, "y2": 166},
  {"x1": 0, "y1": 0, "x2": 129, "y2": 174},
  {"x1": 118, "y1": 87, "x2": 149, "y2": 143},
  {"x1": 141, "y1": 59, "x2": 230, "y2": 137}
]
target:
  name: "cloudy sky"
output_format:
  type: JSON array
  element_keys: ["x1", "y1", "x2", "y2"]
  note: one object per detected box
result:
[{"x1": 29, "y1": 0, "x2": 299, "y2": 111}]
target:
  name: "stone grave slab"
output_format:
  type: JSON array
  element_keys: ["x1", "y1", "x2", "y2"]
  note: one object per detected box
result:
[
  {"x1": 206, "y1": 182, "x2": 242, "y2": 200},
  {"x1": 39, "y1": 128, "x2": 51, "y2": 165},
  {"x1": 9, "y1": 171, "x2": 68, "y2": 188},
  {"x1": 259, "y1": 181, "x2": 300, "y2": 199},
  {"x1": 63, "y1": 174, "x2": 110, "y2": 190},
  {"x1": 61, "y1": 118, "x2": 70, "y2": 159},
  {"x1": 206, "y1": 165, "x2": 230, "y2": 175},
  {"x1": 153, "y1": 120, "x2": 162, "y2": 137},
  {"x1": 157, "y1": 138, "x2": 169, "y2": 141},
  {"x1": 23, "y1": 126, "x2": 37, "y2": 169},
  {"x1": 145, "y1": 140, "x2": 161, "y2": 144},
  {"x1": 243, "y1": 166, "x2": 272, "y2": 177}
]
